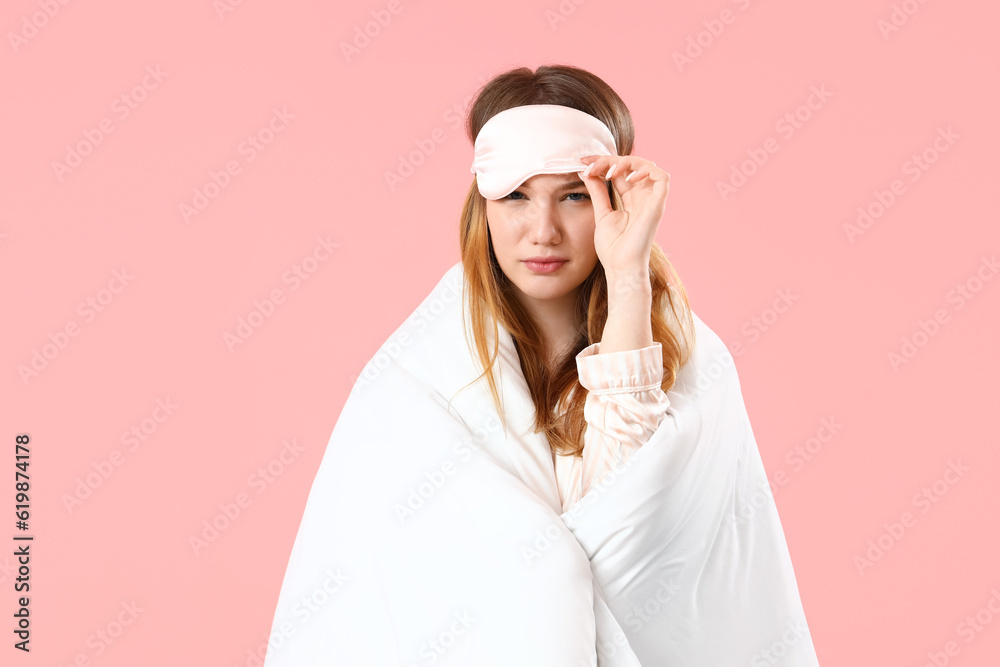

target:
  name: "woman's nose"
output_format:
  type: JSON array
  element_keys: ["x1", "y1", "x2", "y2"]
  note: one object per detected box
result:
[{"x1": 522, "y1": 201, "x2": 562, "y2": 243}]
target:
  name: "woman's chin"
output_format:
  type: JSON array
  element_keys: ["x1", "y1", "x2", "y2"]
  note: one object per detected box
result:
[{"x1": 514, "y1": 280, "x2": 577, "y2": 303}]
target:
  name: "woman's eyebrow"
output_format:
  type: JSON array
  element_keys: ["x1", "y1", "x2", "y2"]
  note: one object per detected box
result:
[{"x1": 521, "y1": 179, "x2": 585, "y2": 191}]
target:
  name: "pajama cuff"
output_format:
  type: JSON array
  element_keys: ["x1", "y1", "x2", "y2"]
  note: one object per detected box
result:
[{"x1": 575, "y1": 341, "x2": 664, "y2": 394}]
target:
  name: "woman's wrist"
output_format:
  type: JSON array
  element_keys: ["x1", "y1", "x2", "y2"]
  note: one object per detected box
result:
[
  {"x1": 601, "y1": 268, "x2": 653, "y2": 354},
  {"x1": 606, "y1": 267, "x2": 653, "y2": 304}
]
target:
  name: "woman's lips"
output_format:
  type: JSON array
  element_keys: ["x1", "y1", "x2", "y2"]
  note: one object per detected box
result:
[{"x1": 523, "y1": 259, "x2": 568, "y2": 274}]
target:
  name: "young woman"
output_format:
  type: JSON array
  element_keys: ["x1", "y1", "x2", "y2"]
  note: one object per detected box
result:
[
  {"x1": 262, "y1": 64, "x2": 820, "y2": 667},
  {"x1": 458, "y1": 66, "x2": 693, "y2": 517}
]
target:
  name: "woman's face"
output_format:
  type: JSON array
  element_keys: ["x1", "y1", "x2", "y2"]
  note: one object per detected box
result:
[{"x1": 485, "y1": 172, "x2": 599, "y2": 308}]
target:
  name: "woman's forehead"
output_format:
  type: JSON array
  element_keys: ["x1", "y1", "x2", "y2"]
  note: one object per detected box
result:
[{"x1": 518, "y1": 173, "x2": 585, "y2": 190}]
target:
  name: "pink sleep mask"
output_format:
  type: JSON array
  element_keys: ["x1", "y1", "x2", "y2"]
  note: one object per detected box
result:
[{"x1": 469, "y1": 104, "x2": 618, "y2": 200}]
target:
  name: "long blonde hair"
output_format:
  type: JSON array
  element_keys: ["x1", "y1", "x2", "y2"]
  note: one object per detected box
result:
[{"x1": 452, "y1": 64, "x2": 695, "y2": 457}]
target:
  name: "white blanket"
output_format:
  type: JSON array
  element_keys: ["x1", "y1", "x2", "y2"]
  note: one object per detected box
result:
[{"x1": 261, "y1": 261, "x2": 821, "y2": 666}]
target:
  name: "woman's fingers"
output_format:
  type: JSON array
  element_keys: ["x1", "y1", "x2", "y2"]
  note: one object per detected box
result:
[
  {"x1": 580, "y1": 160, "x2": 615, "y2": 221},
  {"x1": 580, "y1": 156, "x2": 663, "y2": 188},
  {"x1": 624, "y1": 167, "x2": 647, "y2": 183},
  {"x1": 581, "y1": 155, "x2": 638, "y2": 179}
]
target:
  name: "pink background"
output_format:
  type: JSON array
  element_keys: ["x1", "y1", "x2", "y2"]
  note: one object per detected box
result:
[{"x1": 2, "y1": 0, "x2": 998, "y2": 665}]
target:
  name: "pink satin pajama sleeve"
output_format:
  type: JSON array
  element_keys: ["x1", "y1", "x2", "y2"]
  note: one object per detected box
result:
[{"x1": 553, "y1": 341, "x2": 670, "y2": 514}]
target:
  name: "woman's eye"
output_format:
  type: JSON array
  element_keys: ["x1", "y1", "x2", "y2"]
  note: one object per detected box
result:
[{"x1": 503, "y1": 191, "x2": 589, "y2": 201}]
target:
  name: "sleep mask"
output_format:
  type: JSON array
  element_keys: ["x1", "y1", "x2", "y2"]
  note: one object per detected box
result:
[{"x1": 470, "y1": 104, "x2": 618, "y2": 200}]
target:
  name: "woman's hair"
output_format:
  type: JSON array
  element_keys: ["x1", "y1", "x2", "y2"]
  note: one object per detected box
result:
[{"x1": 452, "y1": 63, "x2": 696, "y2": 458}]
